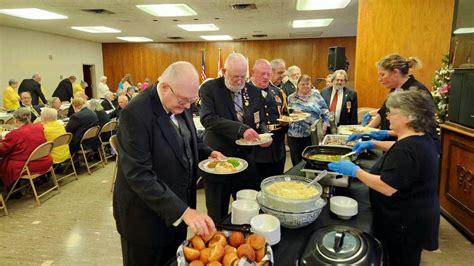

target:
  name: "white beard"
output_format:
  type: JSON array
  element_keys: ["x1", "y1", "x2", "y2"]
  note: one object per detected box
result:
[
  {"x1": 290, "y1": 78, "x2": 298, "y2": 87},
  {"x1": 225, "y1": 78, "x2": 245, "y2": 93},
  {"x1": 333, "y1": 85, "x2": 344, "y2": 91}
]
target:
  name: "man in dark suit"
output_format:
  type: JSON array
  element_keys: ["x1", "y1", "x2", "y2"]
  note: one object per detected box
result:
[
  {"x1": 250, "y1": 59, "x2": 288, "y2": 183},
  {"x1": 281, "y1": 65, "x2": 301, "y2": 97},
  {"x1": 100, "y1": 91, "x2": 117, "y2": 111},
  {"x1": 320, "y1": 69, "x2": 358, "y2": 130},
  {"x1": 53, "y1": 76, "x2": 76, "y2": 102},
  {"x1": 200, "y1": 53, "x2": 271, "y2": 221},
  {"x1": 113, "y1": 62, "x2": 220, "y2": 265},
  {"x1": 65, "y1": 98, "x2": 99, "y2": 154},
  {"x1": 18, "y1": 74, "x2": 48, "y2": 106},
  {"x1": 19, "y1": 91, "x2": 42, "y2": 122}
]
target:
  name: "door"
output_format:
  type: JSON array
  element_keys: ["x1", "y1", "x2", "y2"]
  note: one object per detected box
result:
[{"x1": 82, "y1": 65, "x2": 95, "y2": 98}]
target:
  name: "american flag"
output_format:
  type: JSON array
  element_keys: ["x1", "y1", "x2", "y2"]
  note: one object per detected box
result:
[
  {"x1": 201, "y1": 49, "x2": 207, "y2": 82},
  {"x1": 217, "y1": 48, "x2": 223, "y2": 77}
]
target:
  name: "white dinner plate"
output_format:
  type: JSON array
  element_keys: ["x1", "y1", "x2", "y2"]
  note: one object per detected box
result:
[
  {"x1": 198, "y1": 157, "x2": 248, "y2": 175},
  {"x1": 235, "y1": 133, "x2": 273, "y2": 146}
]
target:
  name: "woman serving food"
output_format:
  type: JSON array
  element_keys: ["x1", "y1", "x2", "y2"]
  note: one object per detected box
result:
[{"x1": 328, "y1": 90, "x2": 440, "y2": 265}]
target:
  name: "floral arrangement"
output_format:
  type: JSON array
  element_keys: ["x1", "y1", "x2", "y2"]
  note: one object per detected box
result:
[{"x1": 431, "y1": 54, "x2": 453, "y2": 123}]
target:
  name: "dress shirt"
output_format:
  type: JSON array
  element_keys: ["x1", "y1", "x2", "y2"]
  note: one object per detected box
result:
[{"x1": 329, "y1": 88, "x2": 344, "y2": 124}]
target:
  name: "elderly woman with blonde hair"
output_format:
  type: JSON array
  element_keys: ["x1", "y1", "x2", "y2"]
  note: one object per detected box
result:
[{"x1": 41, "y1": 107, "x2": 70, "y2": 164}]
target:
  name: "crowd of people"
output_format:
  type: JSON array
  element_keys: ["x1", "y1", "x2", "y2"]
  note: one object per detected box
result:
[{"x1": 1, "y1": 53, "x2": 440, "y2": 266}]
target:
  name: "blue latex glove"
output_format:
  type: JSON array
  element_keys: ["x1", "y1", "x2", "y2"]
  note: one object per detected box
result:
[
  {"x1": 328, "y1": 160, "x2": 360, "y2": 177},
  {"x1": 368, "y1": 130, "x2": 390, "y2": 140},
  {"x1": 352, "y1": 141, "x2": 375, "y2": 154},
  {"x1": 347, "y1": 133, "x2": 365, "y2": 142},
  {"x1": 361, "y1": 112, "x2": 372, "y2": 126}
]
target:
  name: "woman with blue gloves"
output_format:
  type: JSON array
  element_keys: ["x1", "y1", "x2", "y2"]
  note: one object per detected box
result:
[{"x1": 328, "y1": 90, "x2": 440, "y2": 266}]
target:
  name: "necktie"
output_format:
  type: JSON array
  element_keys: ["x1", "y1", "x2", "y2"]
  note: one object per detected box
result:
[
  {"x1": 233, "y1": 91, "x2": 244, "y2": 122},
  {"x1": 169, "y1": 113, "x2": 179, "y2": 128},
  {"x1": 329, "y1": 90, "x2": 339, "y2": 112}
]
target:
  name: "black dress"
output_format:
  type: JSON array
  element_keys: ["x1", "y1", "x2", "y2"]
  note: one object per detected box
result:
[{"x1": 370, "y1": 134, "x2": 440, "y2": 266}]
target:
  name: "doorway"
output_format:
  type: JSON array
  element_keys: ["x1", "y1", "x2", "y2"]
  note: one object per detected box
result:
[{"x1": 82, "y1": 64, "x2": 95, "y2": 98}]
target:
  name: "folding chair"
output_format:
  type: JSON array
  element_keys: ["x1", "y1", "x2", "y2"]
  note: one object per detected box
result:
[
  {"x1": 52, "y1": 133, "x2": 78, "y2": 183},
  {"x1": 5, "y1": 141, "x2": 60, "y2": 206},
  {"x1": 0, "y1": 194, "x2": 8, "y2": 215},
  {"x1": 98, "y1": 121, "x2": 118, "y2": 165},
  {"x1": 77, "y1": 126, "x2": 104, "y2": 175},
  {"x1": 109, "y1": 135, "x2": 118, "y2": 192}
]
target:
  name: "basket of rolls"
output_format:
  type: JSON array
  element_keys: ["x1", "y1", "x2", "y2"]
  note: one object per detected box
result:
[{"x1": 177, "y1": 231, "x2": 273, "y2": 266}]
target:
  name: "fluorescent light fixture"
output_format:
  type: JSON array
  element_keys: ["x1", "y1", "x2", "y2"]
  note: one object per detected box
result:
[
  {"x1": 453, "y1": 28, "x2": 474, "y2": 34},
  {"x1": 296, "y1": 0, "x2": 351, "y2": 10},
  {"x1": 136, "y1": 4, "x2": 197, "y2": 17},
  {"x1": 200, "y1": 35, "x2": 233, "y2": 41},
  {"x1": 0, "y1": 8, "x2": 67, "y2": 20},
  {"x1": 178, "y1": 24, "x2": 219, "y2": 32},
  {"x1": 117, "y1": 37, "x2": 153, "y2": 42},
  {"x1": 292, "y1": 18, "x2": 334, "y2": 28},
  {"x1": 71, "y1": 26, "x2": 121, "y2": 33}
]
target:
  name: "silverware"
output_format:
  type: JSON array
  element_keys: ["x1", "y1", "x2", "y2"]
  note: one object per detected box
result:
[
  {"x1": 306, "y1": 170, "x2": 328, "y2": 188},
  {"x1": 341, "y1": 151, "x2": 357, "y2": 159}
]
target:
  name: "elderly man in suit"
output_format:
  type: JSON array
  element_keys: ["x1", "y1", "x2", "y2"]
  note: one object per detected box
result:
[
  {"x1": 66, "y1": 98, "x2": 99, "y2": 154},
  {"x1": 53, "y1": 76, "x2": 76, "y2": 102},
  {"x1": 18, "y1": 74, "x2": 48, "y2": 106},
  {"x1": 19, "y1": 91, "x2": 42, "y2": 122},
  {"x1": 200, "y1": 53, "x2": 271, "y2": 221},
  {"x1": 320, "y1": 69, "x2": 358, "y2": 129},
  {"x1": 113, "y1": 61, "x2": 221, "y2": 265}
]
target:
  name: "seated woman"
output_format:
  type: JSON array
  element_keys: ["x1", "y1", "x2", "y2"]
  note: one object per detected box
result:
[
  {"x1": 66, "y1": 98, "x2": 99, "y2": 155},
  {"x1": 0, "y1": 108, "x2": 52, "y2": 192},
  {"x1": 328, "y1": 90, "x2": 440, "y2": 266},
  {"x1": 87, "y1": 99, "x2": 110, "y2": 127},
  {"x1": 287, "y1": 74, "x2": 329, "y2": 166},
  {"x1": 40, "y1": 107, "x2": 70, "y2": 165},
  {"x1": 49, "y1": 97, "x2": 67, "y2": 120}
]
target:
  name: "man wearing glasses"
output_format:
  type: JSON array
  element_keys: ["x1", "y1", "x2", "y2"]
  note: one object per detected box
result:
[{"x1": 113, "y1": 61, "x2": 222, "y2": 265}]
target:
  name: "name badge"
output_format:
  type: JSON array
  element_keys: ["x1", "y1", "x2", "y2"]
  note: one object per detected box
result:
[
  {"x1": 346, "y1": 101, "x2": 351, "y2": 112},
  {"x1": 254, "y1": 111, "x2": 260, "y2": 124}
]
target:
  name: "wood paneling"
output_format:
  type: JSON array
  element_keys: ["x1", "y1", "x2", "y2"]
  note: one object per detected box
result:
[
  {"x1": 439, "y1": 122, "x2": 474, "y2": 241},
  {"x1": 354, "y1": 0, "x2": 455, "y2": 108},
  {"x1": 102, "y1": 37, "x2": 356, "y2": 92}
]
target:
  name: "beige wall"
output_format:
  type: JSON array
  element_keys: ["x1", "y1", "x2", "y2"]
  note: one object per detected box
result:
[
  {"x1": 0, "y1": 26, "x2": 104, "y2": 105},
  {"x1": 354, "y1": 0, "x2": 455, "y2": 108}
]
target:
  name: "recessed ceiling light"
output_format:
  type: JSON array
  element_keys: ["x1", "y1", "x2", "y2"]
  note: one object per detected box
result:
[
  {"x1": 0, "y1": 8, "x2": 67, "y2": 20},
  {"x1": 117, "y1": 37, "x2": 153, "y2": 42},
  {"x1": 178, "y1": 24, "x2": 219, "y2": 32},
  {"x1": 136, "y1": 4, "x2": 197, "y2": 17},
  {"x1": 200, "y1": 35, "x2": 233, "y2": 41},
  {"x1": 296, "y1": 0, "x2": 351, "y2": 10},
  {"x1": 71, "y1": 26, "x2": 121, "y2": 33},
  {"x1": 292, "y1": 19, "x2": 334, "y2": 28},
  {"x1": 454, "y1": 28, "x2": 474, "y2": 34}
]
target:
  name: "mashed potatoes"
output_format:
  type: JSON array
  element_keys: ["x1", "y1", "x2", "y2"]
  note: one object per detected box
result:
[{"x1": 265, "y1": 181, "x2": 318, "y2": 200}]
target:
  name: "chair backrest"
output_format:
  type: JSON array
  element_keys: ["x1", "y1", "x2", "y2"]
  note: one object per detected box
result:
[
  {"x1": 5, "y1": 117, "x2": 15, "y2": 124},
  {"x1": 99, "y1": 121, "x2": 118, "y2": 135},
  {"x1": 25, "y1": 141, "x2": 54, "y2": 163},
  {"x1": 81, "y1": 126, "x2": 100, "y2": 141},
  {"x1": 109, "y1": 135, "x2": 119, "y2": 155},
  {"x1": 52, "y1": 132, "x2": 73, "y2": 147}
]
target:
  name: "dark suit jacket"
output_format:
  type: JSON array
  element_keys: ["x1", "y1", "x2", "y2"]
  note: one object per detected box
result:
[
  {"x1": 113, "y1": 86, "x2": 213, "y2": 248},
  {"x1": 100, "y1": 98, "x2": 116, "y2": 111},
  {"x1": 199, "y1": 77, "x2": 267, "y2": 158},
  {"x1": 52, "y1": 79, "x2": 73, "y2": 102},
  {"x1": 20, "y1": 104, "x2": 42, "y2": 122},
  {"x1": 320, "y1": 86, "x2": 358, "y2": 126},
  {"x1": 18, "y1": 79, "x2": 47, "y2": 106},
  {"x1": 65, "y1": 107, "x2": 99, "y2": 154},
  {"x1": 281, "y1": 80, "x2": 296, "y2": 97}
]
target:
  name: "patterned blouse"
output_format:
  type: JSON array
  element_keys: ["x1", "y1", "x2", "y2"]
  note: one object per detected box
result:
[{"x1": 287, "y1": 91, "x2": 329, "y2": 138}]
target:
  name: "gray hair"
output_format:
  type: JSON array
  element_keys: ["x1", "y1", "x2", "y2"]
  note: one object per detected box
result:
[
  {"x1": 8, "y1": 79, "x2": 18, "y2": 86},
  {"x1": 50, "y1": 97, "x2": 61, "y2": 105},
  {"x1": 224, "y1": 53, "x2": 247, "y2": 69},
  {"x1": 104, "y1": 91, "x2": 114, "y2": 99},
  {"x1": 87, "y1": 99, "x2": 104, "y2": 111},
  {"x1": 386, "y1": 89, "x2": 436, "y2": 133},
  {"x1": 99, "y1": 76, "x2": 107, "y2": 82},
  {"x1": 331, "y1": 69, "x2": 348, "y2": 82},
  {"x1": 13, "y1": 107, "x2": 31, "y2": 124},
  {"x1": 287, "y1": 65, "x2": 301, "y2": 75},
  {"x1": 41, "y1": 107, "x2": 58, "y2": 121},
  {"x1": 270, "y1": 59, "x2": 286, "y2": 70}
]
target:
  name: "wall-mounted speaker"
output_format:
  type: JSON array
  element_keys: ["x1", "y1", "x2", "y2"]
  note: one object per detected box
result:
[{"x1": 328, "y1": 47, "x2": 347, "y2": 71}]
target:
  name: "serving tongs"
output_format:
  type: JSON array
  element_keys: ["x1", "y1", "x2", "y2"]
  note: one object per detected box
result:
[
  {"x1": 306, "y1": 170, "x2": 328, "y2": 188},
  {"x1": 216, "y1": 223, "x2": 252, "y2": 233},
  {"x1": 340, "y1": 151, "x2": 357, "y2": 159}
]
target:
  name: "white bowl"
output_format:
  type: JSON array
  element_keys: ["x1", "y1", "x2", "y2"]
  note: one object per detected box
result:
[
  {"x1": 231, "y1": 199, "x2": 260, "y2": 225},
  {"x1": 236, "y1": 189, "x2": 258, "y2": 202},
  {"x1": 250, "y1": 214, "x2": 281, "y2": 245},
  {"x1": 330, "y1": 196, "x2": 358, "y2": 220}
]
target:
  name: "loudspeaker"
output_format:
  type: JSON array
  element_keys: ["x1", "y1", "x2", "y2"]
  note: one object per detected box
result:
[
  {"x1": 449, "y1": 69, "x2": 474, "y2": 128},
  {"x1": 328, "y1": 47, "x2": 346, "y2": 71}
]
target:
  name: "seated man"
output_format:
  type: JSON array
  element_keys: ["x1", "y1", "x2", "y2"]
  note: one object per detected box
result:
[
  {"x1": 109, "y1": 95, "x2": 128, "y2": 120},
  {"x1": 40, "y1": 107, "x2": 70, "y2": 165},
  {"x1": 49, "y1": 97, "x2": 67, "y2": 119},
  {"x1": 67, "y1": 91, "x2": 89, "y2": 117},
  {"x1": 100, "y1": 91, "x2": 117, "y2": 111},
  {"x1": 66, "y1": 98, "x2": 99, "y2": 155},
  {"x1": 19, "y1": 91, "x2": 41, "y2": 122}
]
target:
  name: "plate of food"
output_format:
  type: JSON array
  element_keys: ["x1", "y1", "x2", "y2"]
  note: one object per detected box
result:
[
  {"x1": 277, "y1": 112, "x2": 310, "y2": 123},
  {"x1": 337, "y1": 125, "x2": 378, "y2": 135},
  {"x1": 322, "y1": 134, "x2": 359, "y2": 147},
  {"x1": 235, "y1": 133, "x2": 273, "y2": 146},
  {"x1": 199, "y1": 157, "x2": 248, "y2": 175}
]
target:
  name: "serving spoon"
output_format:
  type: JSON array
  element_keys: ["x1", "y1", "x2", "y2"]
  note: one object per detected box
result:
[
  {"x1": 340, "y1": 151, "x2": 357, "y2": 159},
  {"x1": 306, "y1": 170, "x2": 328, "y2": 188}
]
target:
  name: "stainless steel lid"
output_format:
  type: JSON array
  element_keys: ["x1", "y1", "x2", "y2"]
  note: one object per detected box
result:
[{"x1": 315, "y1": 228, "x2": 366, "y2": 262}]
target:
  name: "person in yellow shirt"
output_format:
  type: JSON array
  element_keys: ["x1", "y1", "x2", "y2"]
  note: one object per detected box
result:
[
  {"x1": 73, "y1": 81, "x2": 88, "y2": 95},
  {"x1": 3, "y1": 79, "x2": 20, "y2": 110},
  {"x1": 40, "y1": 107, "x2": 70, "y2": 164}
]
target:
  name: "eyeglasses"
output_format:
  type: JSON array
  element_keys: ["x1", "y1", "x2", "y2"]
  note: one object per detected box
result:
[{"x1": 169, "y1": 86, "x2": 199, "y2": 105}]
